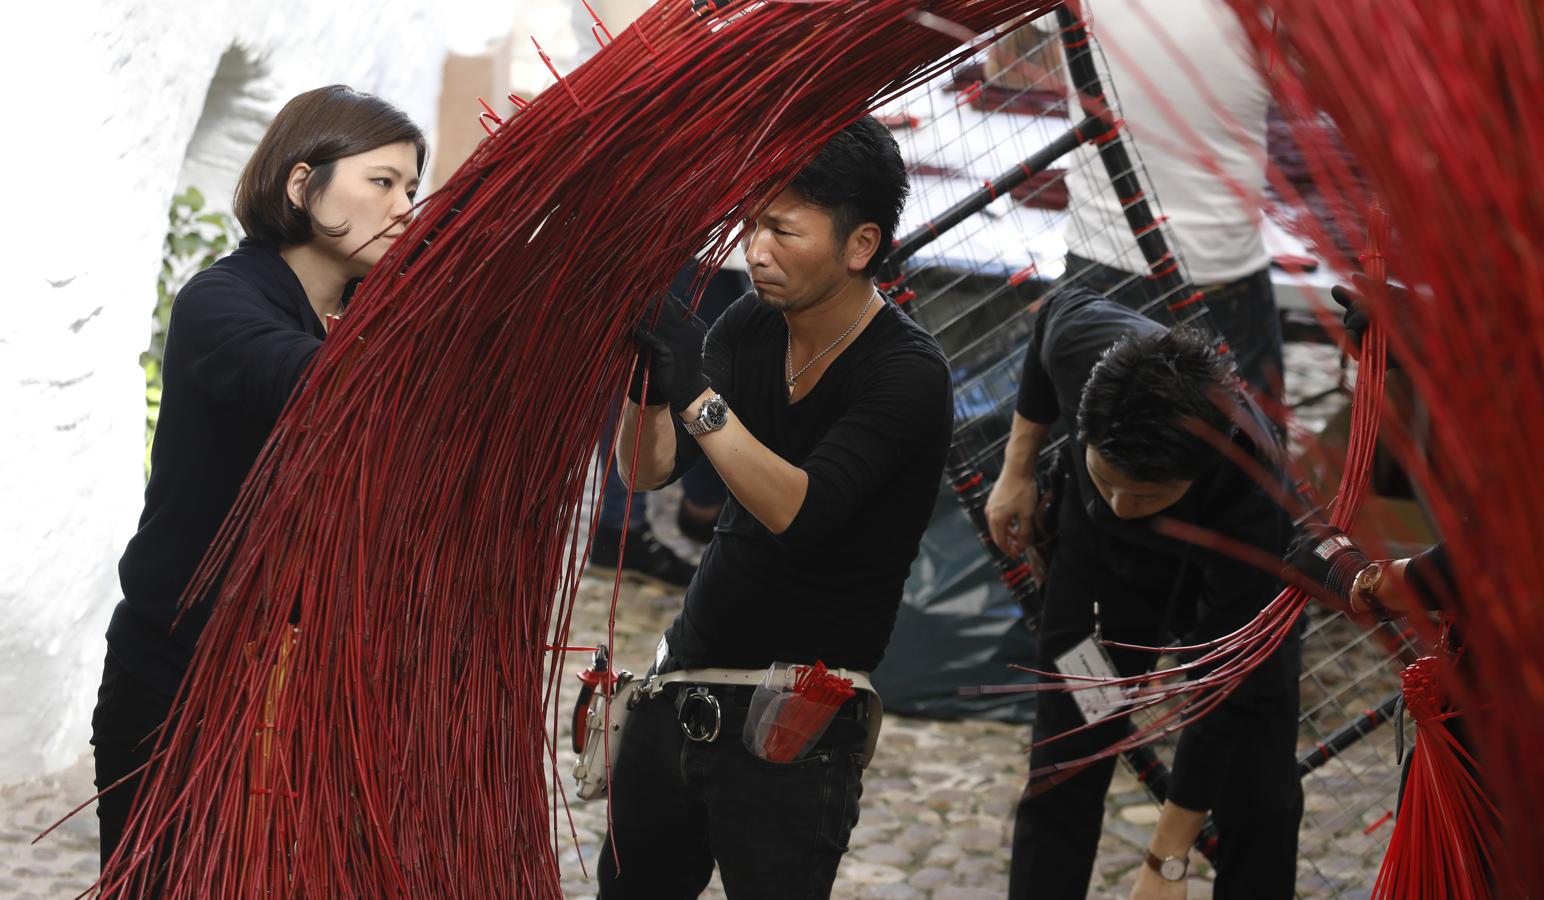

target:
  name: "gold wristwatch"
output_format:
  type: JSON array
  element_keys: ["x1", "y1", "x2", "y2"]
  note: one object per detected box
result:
[
  {"x1": 1351, "y1": 561, "x2": 1386, "y2": 612},
  {"x1": 1145, "y1": 849, "x2": 1188, "y2": 882}
]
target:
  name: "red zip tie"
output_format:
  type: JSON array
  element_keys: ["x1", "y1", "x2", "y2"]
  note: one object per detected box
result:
[
  {"x1": 580, "y1": 0, "x2": 614, "y2": 47},
  {"x1": 1090, "y1": 118, "x2": 1125, "y2": 144},
  {"x1": 1167, "y1": 291, "x2": 1206, "y2": 311},
  {"x1": 1363, "y1": 810, "x2": 1394, "y2": 835},
  {"x1": 984, "y1": 179, "x2": 998, "y2": 199},
  {"x1": 532, "y1": 37, "x2": 586, "y2": 111},
  {"x1": 1117, "y1": 189, "x2": 1146, "y2": 206},
  {"x1": 632, "y1": 14, "x2": 659, "y2": 56},
  {"x1": 1009, "y1": 264, "x2": 1039, "y2": 285},
  {"x1": 893, "y1": 288, "x2": 917, "y2": 305},
  {"x1": 952, "y1": 472, "x2": 983, "y2": 492},
  {"x1": 956, "y1": 81, "x2": 983, "y2": 106},
  {"x1": 1146, "y1": 253, "x2": 1179, "y2": 280},
  {"x1": 1134, "y1": 215, "x2": 1170, "y2": 238},
  {"x1": 478, "y1": 97, "x2": 504, "y2": 136}
]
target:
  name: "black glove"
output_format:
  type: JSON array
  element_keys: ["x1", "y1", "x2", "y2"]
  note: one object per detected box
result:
[
  {"x1": 628, "y1": 294, "x2": 709, "y2": 414},
  {"x1": 1329, "y1": 273, "x2": 1409, "y2": 368},
  {"x1": 1284, "y1": 522, "x2": 1369, "y2": 605}
]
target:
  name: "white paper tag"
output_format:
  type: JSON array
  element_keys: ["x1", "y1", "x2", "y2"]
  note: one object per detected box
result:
[{"x1": 1054, "y1": 635, "x2": 1130, "y2": 723}]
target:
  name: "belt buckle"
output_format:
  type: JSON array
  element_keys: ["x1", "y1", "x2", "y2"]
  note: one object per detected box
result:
[{"x1": 678, "y1": 687, "x2": 722, "y2": 743}]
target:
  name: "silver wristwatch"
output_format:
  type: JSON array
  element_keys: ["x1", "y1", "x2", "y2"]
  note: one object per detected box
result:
[{"x1": 682, "y1": 393, "x2": 729, "y2": 436}]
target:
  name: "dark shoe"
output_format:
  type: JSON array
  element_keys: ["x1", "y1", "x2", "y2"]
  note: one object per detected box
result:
[
  {"x1": 588, "y1": 524, "x2": 696, "y2": 590},
  {"x1": 675, "y1": 502, "x2": 720, "y2": 544}
]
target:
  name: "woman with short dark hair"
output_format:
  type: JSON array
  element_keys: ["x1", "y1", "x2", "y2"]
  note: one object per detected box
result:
[{"x1": 92, "y1": 84, "x2": 426, "y2": 873}]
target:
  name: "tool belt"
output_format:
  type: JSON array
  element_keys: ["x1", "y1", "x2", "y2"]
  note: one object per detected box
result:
[
  {"x1": 572, "y1": 641, "x2": 885, "y2": 801},
  {"x1": 647, "y1": 666, "x2": 884, "y2": 768}
]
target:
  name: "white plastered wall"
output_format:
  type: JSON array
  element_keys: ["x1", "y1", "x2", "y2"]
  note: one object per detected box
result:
[{"x1": 0, "y1": 0, "x2": 527, "y2": 784}]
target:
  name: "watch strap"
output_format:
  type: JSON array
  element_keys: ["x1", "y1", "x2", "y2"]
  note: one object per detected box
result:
[{"x1": 682, "y1": 394, "x2": 726, "y2": 436}]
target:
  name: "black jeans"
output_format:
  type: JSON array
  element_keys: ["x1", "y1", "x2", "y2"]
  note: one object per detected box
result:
[
  {"x1": 1064, "y1": 254, "x2": 1285, "y2": 402},
  {"x1": 1008, "y1": 470, "x2": 1302, "y2": 900},
  {"x1": 598, "y1": 679, "x2": 868, "y2": 899},
  {"x1": 91, "y1": 648, "x2": 178, "y2": 876}
]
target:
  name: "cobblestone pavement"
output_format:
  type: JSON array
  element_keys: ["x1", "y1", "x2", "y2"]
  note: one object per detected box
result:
[{"x1": 3, "y1": 343, "x2": 1392, "y2": 898}]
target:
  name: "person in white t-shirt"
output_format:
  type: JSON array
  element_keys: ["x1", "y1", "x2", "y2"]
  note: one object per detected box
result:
[{"x1": 1061, "y1": 0, "x2": 1283, "y2": 401}]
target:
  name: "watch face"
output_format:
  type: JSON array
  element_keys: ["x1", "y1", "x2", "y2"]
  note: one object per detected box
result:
[
  {"x1": 1160, "y1": 857, "x2": 1187, "y2": 881},
  {"x1": 1357, "y1": 562, "x2": 1384, "y2": 592},
  {"x1": 702, "y1": 397, "x2": 729, "y2": 428}
]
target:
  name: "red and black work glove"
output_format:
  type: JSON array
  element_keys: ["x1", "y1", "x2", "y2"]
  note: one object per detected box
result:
[
  {"x1": 1283, "y1": 522, "x2": 1390, "y2": 621},
  {"x1": 628, "y1": 294, "x2": 709, "y2": 414},
  {"x1": 1329, "y1": 274, "x2": 1411, "y2": 368}
]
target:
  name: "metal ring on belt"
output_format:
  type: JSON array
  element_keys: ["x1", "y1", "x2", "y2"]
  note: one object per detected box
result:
[{"x1": 678, "y1": 687, "x2": 722, "y2": 743}]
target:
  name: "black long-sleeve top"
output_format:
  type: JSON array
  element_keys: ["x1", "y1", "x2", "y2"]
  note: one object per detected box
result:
[
  {"x1": 1406, "y1": 542, "x2": 1454, "y2": 611},
  {"x1": 1018, "y1": 286, "x2": 1299, "y2": 812},
  {"x1": 662, "y1": 293, "x2": 954, "y2": 673},
  {"x1": 109, "y1": 240, "x2": 325, "y2": 695}
]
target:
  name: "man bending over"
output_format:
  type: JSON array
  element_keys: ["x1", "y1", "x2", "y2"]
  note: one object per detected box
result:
[{"x1": 987, "y1": 286, "x2": 1302, "y2": 900}]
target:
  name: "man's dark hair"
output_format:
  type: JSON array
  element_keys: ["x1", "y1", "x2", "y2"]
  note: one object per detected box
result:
[
  {"x1": 789, "y1": 115, "x2": 909, "y2": 277},
  {"x1": 1076, "y1": 327, "x2": 1238, "y2": 482},
  {"x1": 235, "y1": 85, "x2": 427, "y2": 248}
]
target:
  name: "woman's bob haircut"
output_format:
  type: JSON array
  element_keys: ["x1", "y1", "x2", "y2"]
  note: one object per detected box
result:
[{"x1": 234, "y1": 85, "x2": 426, "y2": 248}]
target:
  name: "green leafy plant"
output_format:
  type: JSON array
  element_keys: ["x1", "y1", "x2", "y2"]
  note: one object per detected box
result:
[{"x1": 144, "y1": 187, "x2": 239, "y2": 476}]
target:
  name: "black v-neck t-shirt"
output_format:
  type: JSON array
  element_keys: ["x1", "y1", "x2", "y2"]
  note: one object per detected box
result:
[{"x1": 663, "y1": 292, "x2": 953, "y2": 672}]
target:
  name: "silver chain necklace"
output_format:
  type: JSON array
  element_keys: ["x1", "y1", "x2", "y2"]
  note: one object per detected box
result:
[{"x1": 785, "y1": 290, "x2": 878, "y2": 398}]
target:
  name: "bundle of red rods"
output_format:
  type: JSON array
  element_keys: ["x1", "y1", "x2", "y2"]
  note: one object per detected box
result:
[
  {"x1": 1372, "y1": 655, "x2": 1500, "y2": 899},
  {"x1": 84, "y1": 0, "x2": 1076, "y2": 895},
  {"x1": 1017, "y1": 0, "x2": 1542, "y2": 893},
  {"x1": 1249, "y1": 4, "x2": 1542, "y2": 893},
  {"x1": 1218, "y1": 3, "x2": 1544, "y2": 891}
]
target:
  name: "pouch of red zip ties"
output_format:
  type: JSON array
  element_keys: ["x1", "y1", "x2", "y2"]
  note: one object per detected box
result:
[{"x1": 743, "y1": 661, "x2": 856, "y2": 762}]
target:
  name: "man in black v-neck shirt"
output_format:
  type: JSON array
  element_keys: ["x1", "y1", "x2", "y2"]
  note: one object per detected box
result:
[{"x1": 596, "y1": 117, "x2": 952, "y2": 899}]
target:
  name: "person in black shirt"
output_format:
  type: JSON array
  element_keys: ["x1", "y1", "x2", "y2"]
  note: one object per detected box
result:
[
  {"x1": 93, "y1": 85, "x2": 425, "y2": 874},
  {"x1": 597, "y1": 116, "x2": 953, "y2": 898},
  {"x1": 984, "y1": 287, "x2": 1302, "y2": 900}
]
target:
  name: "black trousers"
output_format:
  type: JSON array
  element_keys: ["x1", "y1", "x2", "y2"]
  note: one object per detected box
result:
[
  {"x1": 1008, "y1": 478, "x2": 1303, "y2": 900},
  {"x1": 91, "y1": 649, "x2": 177, "y2": 877},
  {"x1": 598, "y1": 680, "x2": 868, "y2": 899}
]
